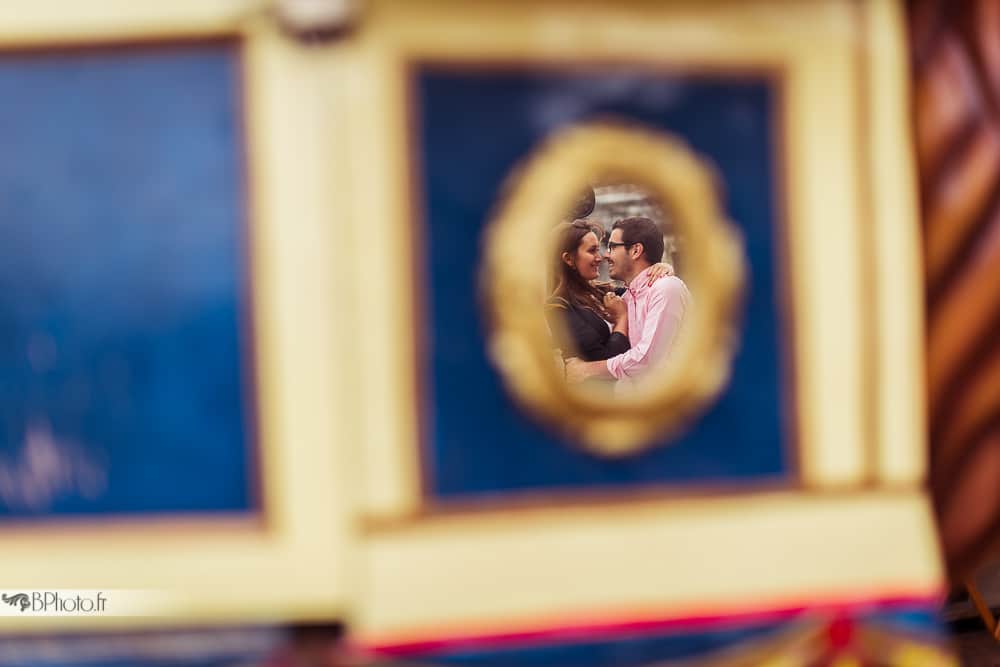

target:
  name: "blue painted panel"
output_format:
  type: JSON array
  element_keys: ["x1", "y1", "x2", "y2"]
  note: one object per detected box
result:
[
  {"x1": 0, "y1": 42, "x2": 256, "y2": 517},
  {"x1": 416, "y1": 68, "x2": 790, "y2": 498},
  {"x1": 0, "y1": 625, "x2": 287, "y2": 667}
]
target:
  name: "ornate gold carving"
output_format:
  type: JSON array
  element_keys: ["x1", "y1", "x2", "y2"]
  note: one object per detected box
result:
[{"x1": 482, "y1": 121, "x2": 745, "y2": 456}]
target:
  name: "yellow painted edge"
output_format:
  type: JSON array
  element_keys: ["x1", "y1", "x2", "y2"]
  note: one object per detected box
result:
[
  {"x1": 0, "y1": 0, "x2": 264, "y2": 46},
  {"x1": 357, "y1": 490, "x2": 944, "y2": 638},
  {"x1": 866, "y1": 0, "x2": 928, "y2": 484}
]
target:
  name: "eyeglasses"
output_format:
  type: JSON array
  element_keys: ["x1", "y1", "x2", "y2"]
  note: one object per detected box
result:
[{"x1": 606, "y1": 241, "x2": 635, "y2": 251}]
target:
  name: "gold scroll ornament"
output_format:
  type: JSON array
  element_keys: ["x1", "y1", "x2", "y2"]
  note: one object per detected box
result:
[{"x1": 482, "y1": 121, "x2": 746, "y2": 456}]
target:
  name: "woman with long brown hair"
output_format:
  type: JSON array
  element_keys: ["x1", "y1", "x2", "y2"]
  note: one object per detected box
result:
[{"x1": 546, "y1": 220, "x2": 629, "y2": 363}]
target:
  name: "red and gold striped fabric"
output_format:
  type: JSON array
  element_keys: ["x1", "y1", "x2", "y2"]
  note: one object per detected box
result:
[{"x1": 909, "y1": 0, "x2": 1000, "y2": 578}]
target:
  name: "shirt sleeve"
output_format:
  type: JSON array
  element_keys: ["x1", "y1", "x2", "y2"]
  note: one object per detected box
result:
[{"x1": 606, "y1": 278, "x2": 688, "y2": 380}]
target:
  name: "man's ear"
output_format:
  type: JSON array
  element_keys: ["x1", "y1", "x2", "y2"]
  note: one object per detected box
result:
[{"x1": 630, "y1": 242, "x2": 644, "y2": 261}]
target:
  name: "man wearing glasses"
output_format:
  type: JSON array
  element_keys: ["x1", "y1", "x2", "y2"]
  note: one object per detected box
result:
[{"x1": 565, "y1": 217, "x2": 690, "y2": 390}]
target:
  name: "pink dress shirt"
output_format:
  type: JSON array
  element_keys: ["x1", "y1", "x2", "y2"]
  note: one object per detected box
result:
[{"x1": 606, "y1": 267, "x2": 691, "y2": 385}]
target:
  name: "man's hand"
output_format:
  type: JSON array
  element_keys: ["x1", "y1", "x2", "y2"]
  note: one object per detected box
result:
[{"x1": 565, "y1": 357, "x2": 588, "y2": 384}]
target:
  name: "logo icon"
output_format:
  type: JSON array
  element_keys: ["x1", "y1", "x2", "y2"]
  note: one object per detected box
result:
[{"x1": 2, "y1": 593, "x2": 29, "y2": 612}]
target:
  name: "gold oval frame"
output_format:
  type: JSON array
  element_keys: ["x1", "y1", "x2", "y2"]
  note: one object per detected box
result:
[{"x1": 482, "y1": 121, "x2": 746, "y2": 456}]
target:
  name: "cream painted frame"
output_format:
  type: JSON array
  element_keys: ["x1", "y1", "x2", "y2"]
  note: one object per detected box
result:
[
  {"x1": 353, "y1": 0, "x2": 926, "y2": 516},
  {"x1": 0, "y1": 2, "x2": 357, "y2": 631},
  {"x1": 349, "y1": 0, "x2": 938, "y2": 643}
]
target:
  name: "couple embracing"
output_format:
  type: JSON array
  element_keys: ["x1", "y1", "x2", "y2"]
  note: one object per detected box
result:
[{"x1": 547, "y1": 216, "x2": 690, "y2": 391}]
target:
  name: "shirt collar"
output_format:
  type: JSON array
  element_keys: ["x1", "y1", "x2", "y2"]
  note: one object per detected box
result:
[{"x1": 627, "y1": 266, "x2": 656, "y2": 298}]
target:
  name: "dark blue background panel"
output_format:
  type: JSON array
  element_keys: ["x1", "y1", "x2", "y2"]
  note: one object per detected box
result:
[
  {"x1": 0, "y1": 42, "x2": 256, "y2": 518},
  {"x1": 415, "y1": 67, "x2": 792, "y2": 499}
]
